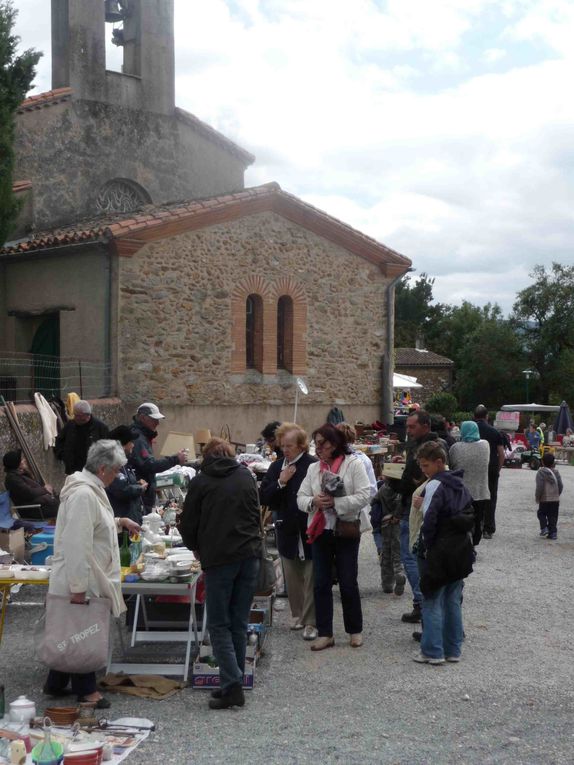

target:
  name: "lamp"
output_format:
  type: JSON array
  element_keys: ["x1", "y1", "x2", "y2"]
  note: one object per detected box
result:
[
  {"x1": 522, "y1": 369, "x2": 534, "y2": 403},
  {"x1": 293, "y1": 377, "x2": 308, "y2": 423}
]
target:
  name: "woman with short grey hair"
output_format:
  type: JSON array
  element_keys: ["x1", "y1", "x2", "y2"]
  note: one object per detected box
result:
[{"x1": 43, "y1": 440, "x2": 140, "y2": 708}]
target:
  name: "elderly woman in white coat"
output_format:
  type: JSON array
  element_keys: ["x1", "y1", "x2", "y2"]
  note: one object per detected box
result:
[
  {"x1": 43, "y1": 440, "x2": 140, "y2": 708},
  {"x1": 297, "y1": 423, "x2": 370, "y2": 651}
]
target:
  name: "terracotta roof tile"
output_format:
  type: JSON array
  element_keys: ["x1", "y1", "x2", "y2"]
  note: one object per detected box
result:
[
  {"x1": 0, "y1": 182, "x2": 411, "y2": 273},
  {"x1": 17, "y1": 87, "x2": 72, "y2": 113},
  {"x1": 395, "y1": 348, "x2": 454, "y2": 366}
]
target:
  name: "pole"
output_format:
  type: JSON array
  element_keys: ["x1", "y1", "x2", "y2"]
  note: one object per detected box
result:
[{"x1": 293, "y1": 386, "x2": 299, "y2": 424}]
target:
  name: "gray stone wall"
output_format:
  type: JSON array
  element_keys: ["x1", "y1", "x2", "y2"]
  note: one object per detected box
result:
[
  {"x1": 396, "y1": 365, "x2": 453, "y2": 404},
  {"x1": 117, "y1": 211, "x2": 391, "y2": 421},
  {"x1": 14, "y1": 99, "x2": 247, "y2": 230}
]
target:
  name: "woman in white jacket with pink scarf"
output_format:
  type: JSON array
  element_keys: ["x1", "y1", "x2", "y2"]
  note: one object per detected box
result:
[{"x1": 297, "y1": 424, "x2": 370, "y2": 651}]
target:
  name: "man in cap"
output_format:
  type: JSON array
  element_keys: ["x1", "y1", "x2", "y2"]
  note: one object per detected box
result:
[
  {"x1": 129, "y1": 402, "x2": 188, "y2": 512},
  {"x1": 54, "y1": 400, "x2": 109, "y2": 474}
]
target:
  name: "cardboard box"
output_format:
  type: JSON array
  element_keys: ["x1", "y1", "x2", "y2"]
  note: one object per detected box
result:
[
  {"x1": 0, "y1": 528, "x2": 25, "y2": 561},
  {"x1": 191, "y1": 645, "x2": 256, "y2": 689}
]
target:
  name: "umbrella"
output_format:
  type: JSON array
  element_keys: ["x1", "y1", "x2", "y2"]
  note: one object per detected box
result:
[{"x1": 553, "y1": 400, "x2": 574, "y2": 435}]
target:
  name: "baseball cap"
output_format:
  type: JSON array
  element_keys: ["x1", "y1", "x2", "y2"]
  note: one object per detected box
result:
[{"x1": 137, "y1": 402, "x2": 165, "y2": 420}]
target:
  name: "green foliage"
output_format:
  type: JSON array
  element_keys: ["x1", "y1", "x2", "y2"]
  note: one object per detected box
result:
[
  {"x1": 453, "y1": 411, "x2": 474, "y2": 425},
  {"x1": 425, "y1": 392, "x2": 458, "y2": 420},
  {"x1": 454, "y1": 316, "x2": 527, "y2": 410},
  {"x1": 512, "y1": 263, "x2": 574, "y2": 403},
  {"x1": 394, "y1": 273, "x2": 441, "y2": 347},
  {"x1": 0, "y1": 0, "x2": 41, "y2": 245}
]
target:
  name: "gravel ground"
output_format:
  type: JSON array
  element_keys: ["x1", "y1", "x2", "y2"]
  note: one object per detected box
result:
[{"x1": 2, "y1": 465, "x2": 573, "y2": 764}]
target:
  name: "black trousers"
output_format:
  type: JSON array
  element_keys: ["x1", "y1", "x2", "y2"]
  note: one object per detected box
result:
[
  {"x1": 537, "y1": 501, "x2": 559, "y2": 535},
  {"x1": 484, "y1": 467, "x2": 500, "y2": 534},
  {"x1": 312, "y1": 531, "x2": 362, "y2": 637},
  {"x1": 45, "y1": 669, "x2": 96, "y2": 698},
  {"x1": 472, "y1": 499, "x2": 490, "y2": 546}
]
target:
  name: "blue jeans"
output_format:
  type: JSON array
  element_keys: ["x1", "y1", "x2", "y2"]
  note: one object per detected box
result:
[
  {"x1": 204, "y1": 557, "x2": 260, "y2": 691},
  {"x1": 421, "y1": 579, "x2": 464, "y2": 660},
  {"x1": 312, "y1": 530, "x2": 362, "y2": 637},
  {"x1": 400, "y1": 518, "x2": 422, "y2": 606}
]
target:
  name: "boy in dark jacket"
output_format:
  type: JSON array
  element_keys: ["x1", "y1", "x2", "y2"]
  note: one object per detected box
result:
[
  {"x1": 535, "y1": 452, "x2": 563, "y2": 540},
  {"x1": 370, "y1": 478, "x2": 405, "y2": 595},
  {"x1": 413, "y1": 441, "x2": 474, "y2": 666}
]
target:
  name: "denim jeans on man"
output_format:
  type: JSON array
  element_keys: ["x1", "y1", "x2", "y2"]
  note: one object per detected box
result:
[
  {"x1": 204, "y1": 557, "x2": 260, "y2": 691},
  {"x1": 421, "y1": 579, "x2": 464, "y2": 660},
  {"x1": 400, "y1": 518, "x2": 422, "y2": 606},
  {"x1": 312, "y1": 530, "x2": 362, "y2": 637}
]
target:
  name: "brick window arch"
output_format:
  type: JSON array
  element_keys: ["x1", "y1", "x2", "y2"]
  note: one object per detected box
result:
[
  {"x1": 273, "y1": 278, "x2": 307, "y2": 375},
  {"x1": 277, "y1": 295, "x2": 294, "y2": 371},
  {"x1": 246, "y1": 294, "x2": 263, "y2": 371},
  {"x1": 231, "y1": 276, "x2": 274, "y2": 374}
]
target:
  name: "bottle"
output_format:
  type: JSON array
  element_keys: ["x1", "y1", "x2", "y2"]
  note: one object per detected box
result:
[{"x1": 119, "y1": 531, "x2": 131, "y2": 568}]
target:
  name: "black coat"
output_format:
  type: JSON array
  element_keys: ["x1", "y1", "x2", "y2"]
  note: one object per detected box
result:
[
  {"x1": 399, "y1": 431, "x2": 444, "y2": 512},
  {"x1": 128, "y1": 420, "x2": 178, "y2": 511},
  {"x1": 106, "y1": 465, "x2": 145, "y2": 524},
  {"x1": 259, "y1": 452, "x2": 317, "y2": 560},
  {"x1": 179, "y1": 455, "x2": 262, "y2": 570},
  {"x1": 54, "y1": 416, "x2": 109, "y2": 474},
  {"x1": 4, "y1": 470, "x2": 59, "y2": 518}
]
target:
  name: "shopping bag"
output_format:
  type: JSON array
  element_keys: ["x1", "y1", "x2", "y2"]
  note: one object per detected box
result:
[
  {"x1": 256, "y1": 537, "x2": 276, "y2": 594},
  {"x1": 36, "y1": 594, "x2": 111, "y2": 673}
]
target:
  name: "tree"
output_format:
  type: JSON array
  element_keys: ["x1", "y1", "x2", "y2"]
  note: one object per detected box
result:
[
  {"x1": 454, "y1": 317, "x2": 527, "y2": 409},
  {"x1": 0, "y1": 0, "x2": 41, "y2": 246},
  {"x1": 512, "y1": 263, "x2": 574, "y2": 403},
  {"x1": 394, "y1": 273, "x2": 442, "y2": 347}
]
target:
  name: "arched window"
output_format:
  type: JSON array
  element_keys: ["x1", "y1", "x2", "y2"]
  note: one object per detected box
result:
[
  {"x1": 246, "y1": 294, "x2": 263, "y2": 371},
  {"x1": 277, "y1": 295, "x2": 294, "y2": 371}
]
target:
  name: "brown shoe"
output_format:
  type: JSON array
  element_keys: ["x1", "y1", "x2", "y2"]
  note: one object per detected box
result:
[
  {"x1": 310, "y1": 636, "x2": 335, "y2": 651},
  {"x1": 350, "y1": 633, "x2": 363, "y2": 647}
]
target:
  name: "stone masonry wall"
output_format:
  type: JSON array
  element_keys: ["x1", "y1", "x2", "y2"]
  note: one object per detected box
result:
[
  {"x1": 117, "y1": 212, "x2": 391, "y2": 412},
  {"x1": 14, "y1": 100, "x2": 246, "y2": 230},
  {"x1": 397, "y1": 365, "x2": 453, "y2": 405}
]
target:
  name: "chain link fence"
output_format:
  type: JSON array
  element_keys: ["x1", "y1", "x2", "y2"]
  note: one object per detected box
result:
[{"x1": 0, "y1": 352, "x2": 112, "y2": 403}]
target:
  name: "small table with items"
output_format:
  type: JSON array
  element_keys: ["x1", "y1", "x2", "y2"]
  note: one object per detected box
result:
[{"x1": 108, "y1": 575, "x2": 205, "y2": 682}]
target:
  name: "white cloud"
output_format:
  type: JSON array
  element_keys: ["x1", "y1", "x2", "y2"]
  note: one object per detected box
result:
[{"x1": 12, "y1": 0, "x2": 574, "y2": 313}]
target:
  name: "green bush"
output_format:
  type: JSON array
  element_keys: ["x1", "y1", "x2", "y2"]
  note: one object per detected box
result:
[{"x1": 424, "y1": 392, "x2": 459, "y2": 420}]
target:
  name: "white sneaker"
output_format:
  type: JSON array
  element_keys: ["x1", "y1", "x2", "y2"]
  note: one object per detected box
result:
[
  {"x1": 302, "y1": 625, "x2": 318, "y2": 641},
  {"x1": 413, "y1": 652, "x2": 445, "y2": 665}
]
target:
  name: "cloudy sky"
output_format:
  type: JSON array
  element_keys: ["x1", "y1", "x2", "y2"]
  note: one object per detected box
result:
[{"x1": 13, "y1": 0, "x2": 574, "y2": 312}]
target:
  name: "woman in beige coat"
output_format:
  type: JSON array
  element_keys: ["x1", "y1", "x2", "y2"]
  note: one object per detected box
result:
[{"x1": 44, "y1": 440, "x2": 140, "y2": 708}]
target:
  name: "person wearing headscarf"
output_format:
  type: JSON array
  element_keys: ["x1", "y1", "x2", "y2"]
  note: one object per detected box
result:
[
  {"x1": 3, "y1": 450, "x2": 59, "y2": 518},
  {"x1": 448, "y1": 421, "x2": 490, "y2": 546}
]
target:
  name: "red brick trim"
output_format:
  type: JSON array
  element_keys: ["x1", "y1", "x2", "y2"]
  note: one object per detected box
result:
[{"x1": 230, "y1": 276, "x2": 307, "y2": 375}]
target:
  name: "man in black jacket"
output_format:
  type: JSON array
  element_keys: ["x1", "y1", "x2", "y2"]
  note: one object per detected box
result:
[
  {"x1": 54, "y1": 401, "x2": 109, "y2": 474},
  {"x1": 179, "y1": 438, "x2": 261, "y2": 711},
  {"x1": 260, "y1": 423, "x2": 317, "y2": 640},
  {"x1": 474, "y1": 404, "x2": 505, "y2": 539},
  {"x1": 398, "y1": 410, "x2": 444, "y2": 624},
  {"x1": 129, "y1": 402, "x2": 188, "y2": 512}
]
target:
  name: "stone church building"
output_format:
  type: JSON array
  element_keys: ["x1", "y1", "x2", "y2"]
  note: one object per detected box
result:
[{"x1": 0, "y1": 0, "x2": 411, "y2": 443}]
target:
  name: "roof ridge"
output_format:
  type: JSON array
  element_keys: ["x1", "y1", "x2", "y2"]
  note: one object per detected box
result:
[
  {"x1": 175, "y1": 107, "x2": 255, "y2": 166},
  {"x1": 18, "y1": 87, "x2": 73, "y2": 113}
]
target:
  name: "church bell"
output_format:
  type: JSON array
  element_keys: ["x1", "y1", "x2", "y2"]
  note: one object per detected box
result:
[{"x1": 105, "y1": 0, "x2": 125, "y2": 23}]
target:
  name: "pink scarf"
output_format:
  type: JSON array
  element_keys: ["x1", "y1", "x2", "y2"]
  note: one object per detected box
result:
[{"x1": 306, "y1": 455, "x2": 345, "y2": 543}]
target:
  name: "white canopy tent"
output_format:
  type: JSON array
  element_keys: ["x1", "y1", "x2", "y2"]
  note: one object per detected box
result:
[{"x1": 393, "y1": 372, "x2": 422, "y2": 389}]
